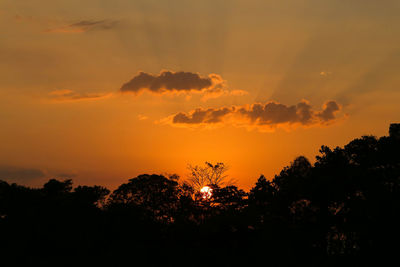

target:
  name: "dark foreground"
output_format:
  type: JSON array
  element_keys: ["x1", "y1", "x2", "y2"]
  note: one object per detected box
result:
[{"x1": 1, "y1": 124, "x2": 399, "y2": 266}]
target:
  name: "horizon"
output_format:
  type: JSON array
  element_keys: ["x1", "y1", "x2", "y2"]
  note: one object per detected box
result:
[{"x1": 0, "y1": 123, "x2": 396, "y2": 192}]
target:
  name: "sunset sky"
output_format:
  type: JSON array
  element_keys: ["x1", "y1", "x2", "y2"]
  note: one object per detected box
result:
[{"x1": 1, "y1": 0, "x2": 400, "y2": 190}]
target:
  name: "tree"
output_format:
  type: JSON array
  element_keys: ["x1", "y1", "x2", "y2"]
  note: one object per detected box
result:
[
  {"x1": 108, "y1": 174, "x2": 183, "y2": 223},
  {"x1": 187, "y1": 162, "x2": 233, "y2": 191},
  {"x1": 272, "y1": 156, "x2": 312, "y2": 203},
  {"x1": 73, "y1": 185, "x2": 110, "y2": 207},
  {"x1": 247, "y1": 175, "x2": 277, "y2": 227},
  {"x1": 43, "y1": 178, "x2": 73, "y2": 196},
  {"x1": 211, "y1": 185, "x2": 247, "y2": 211}
]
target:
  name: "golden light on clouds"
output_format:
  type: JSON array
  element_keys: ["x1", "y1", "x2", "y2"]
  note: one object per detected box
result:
[
  {"x1": 162, "y1": 100, "x2": 342, "y2": 132},
  {"x1": 119, "y1": 70, "x2": 247, "y2": 101}
]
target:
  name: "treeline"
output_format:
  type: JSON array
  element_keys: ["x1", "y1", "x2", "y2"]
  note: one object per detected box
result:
[{"x1": 1, "y1": 124, "x2": 399, "y2": 266}]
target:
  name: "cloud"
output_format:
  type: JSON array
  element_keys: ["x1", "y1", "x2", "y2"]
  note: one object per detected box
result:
[
  {"x1": 173, "y1": 107, "x2": 232, "y2": 124},
  {"x1": 48, "y1": 89, "x2": 111, "y2": 102},
  {"x1": 201, "y1": 88, "x2": 248, "y2": 101},
  {"x1": 54, "y1": 173, "x2": 77, "y2": 179},
  {"x1": 317, "y1": 101, "x2": 340, "y2": 121},
  {"x1": 120, "y1": 71, "x2": 246, "y2": 100},
  {"x1": 320, "y1": 71, "x2": 333, "y2": 76},
  {"x1": 164, "y1": 100, "x2": 342, "y2": 131},
  {"x1": 0, "y1": 166, "x2": 79, "y2": 185},
  {"x1": 45, "y1": 19, "x2": 118, "y2": 33},
  {"x1": 120, "y1": 71, "x2": 213, "y2": 93},
  {"x1": 0, "y1": 165, "x2": 45, "y2": 182},
  {"x1": 137, "y1": 114, "x2": 148, "y2": 121}
]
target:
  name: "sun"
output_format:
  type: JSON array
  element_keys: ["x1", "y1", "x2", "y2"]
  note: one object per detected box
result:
[{"x1": 200, "y1": 186, "x2": 213, "y2": 199}]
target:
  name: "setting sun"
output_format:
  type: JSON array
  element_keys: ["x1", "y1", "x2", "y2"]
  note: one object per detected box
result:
[{"x1": 200, "y1": 186, "x2": 213, "y2": 199}]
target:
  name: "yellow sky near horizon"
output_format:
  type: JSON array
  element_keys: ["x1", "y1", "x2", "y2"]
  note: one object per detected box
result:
[{"x1": 1, "y1": 0, "x2": 400, "y2": 191}]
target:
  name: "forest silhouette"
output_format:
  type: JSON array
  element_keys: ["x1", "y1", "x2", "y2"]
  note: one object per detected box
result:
[{"x1": 1, "y1": 124, "x2": 399, "y2": 266}]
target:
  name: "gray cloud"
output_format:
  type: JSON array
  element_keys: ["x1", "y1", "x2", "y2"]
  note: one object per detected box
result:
[
  {"x1": 173, "y1": 107, "x2": 232, "y2": 124},
  {"x1": 49, "y1": 89, "x2": 110, "y2": 101},
  {"x1": 317, "y1": 101, "x2": 340, "y2": 121},
  {"x1": 120, "y1": 71, "x2": 248, "y2": 100},
  {"x1": 45, "y1": 19, "x2": 118, "y2": 33},
  {"x1": 0, "y1": 165, "x2": 45, "y2": 182},
  {"x1": 120, "y1": 71, "x2": 214, "y2": 93},
  {"x1": 71, "y1": 20, "x2": 118, "y2": 30},
  {"x1": 54, "y1": 173, "x2": 77, "y2": 179},
  {"x1": 168, "y1": 100, "x2": 342, "y2": 130}
]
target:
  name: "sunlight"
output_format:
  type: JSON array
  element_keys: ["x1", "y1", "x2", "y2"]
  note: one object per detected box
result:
[{"x1": 200, "y1": 186, "x2": 213, "y2": 199}]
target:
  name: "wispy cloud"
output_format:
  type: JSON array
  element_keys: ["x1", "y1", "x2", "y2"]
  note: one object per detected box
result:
[
  {"x1": 161, "y1": 100, "x2": 342, "y2": 132},
  {"x1": 45, "y1": 19, "x2": 118, "y2": 33},
  {"x1": 0, "y1": 165, "x2": 45, "y2": 182},
  {"x1": 48, "y1": 89, "x2": 111, "y2": 102},
  {"x1": 137, "y1": 114, "x2": 148, "y2": 121},
  {"x1": 320, "y1": 71, "x2": 333, "y2": 76},
  {"x1": 0, "y1": 165, "x2": 79, "y2": 185},
  {"x1": 201, "y1": 88, "x2": 248, "y2": 101}
]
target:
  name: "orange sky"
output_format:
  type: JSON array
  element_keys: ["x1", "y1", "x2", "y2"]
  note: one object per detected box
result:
[{"x1": 1, "y1": 0, "x2": 400, "y2": 191}]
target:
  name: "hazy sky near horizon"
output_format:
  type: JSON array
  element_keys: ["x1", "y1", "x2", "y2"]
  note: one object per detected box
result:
[{"x1": 1, "y1": 0, "x2": 400, "y2": 190}]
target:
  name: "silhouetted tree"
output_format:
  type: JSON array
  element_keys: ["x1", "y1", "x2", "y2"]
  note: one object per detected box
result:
[
  {"x1": 187, "y1": 162, "x2": 232, "y2": 191},
  {"x1": 73, "y1": 185, "x2": 110, "y2": 207},
  {"x1": 108, "y1": 174, "x2": 185, "y2": 223}
]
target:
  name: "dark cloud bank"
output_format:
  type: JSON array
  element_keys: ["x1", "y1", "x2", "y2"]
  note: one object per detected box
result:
[
  {"x1": 169, "y1": 100, "x2": 341, "y2": 130},
  {"x1": 0, "y1": 166, "x2": 45, "y2": 182},
  {"x1": 120, "y1": 71, "x2": 214, "y2": 94},
  {"x1": 0, "y1": 165, "x2": 78, "y2": 185}
]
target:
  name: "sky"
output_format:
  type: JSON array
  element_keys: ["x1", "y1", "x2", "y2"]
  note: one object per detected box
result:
[{"x1": 1, "y1": 0, "x2": 400, "y2": 190}]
